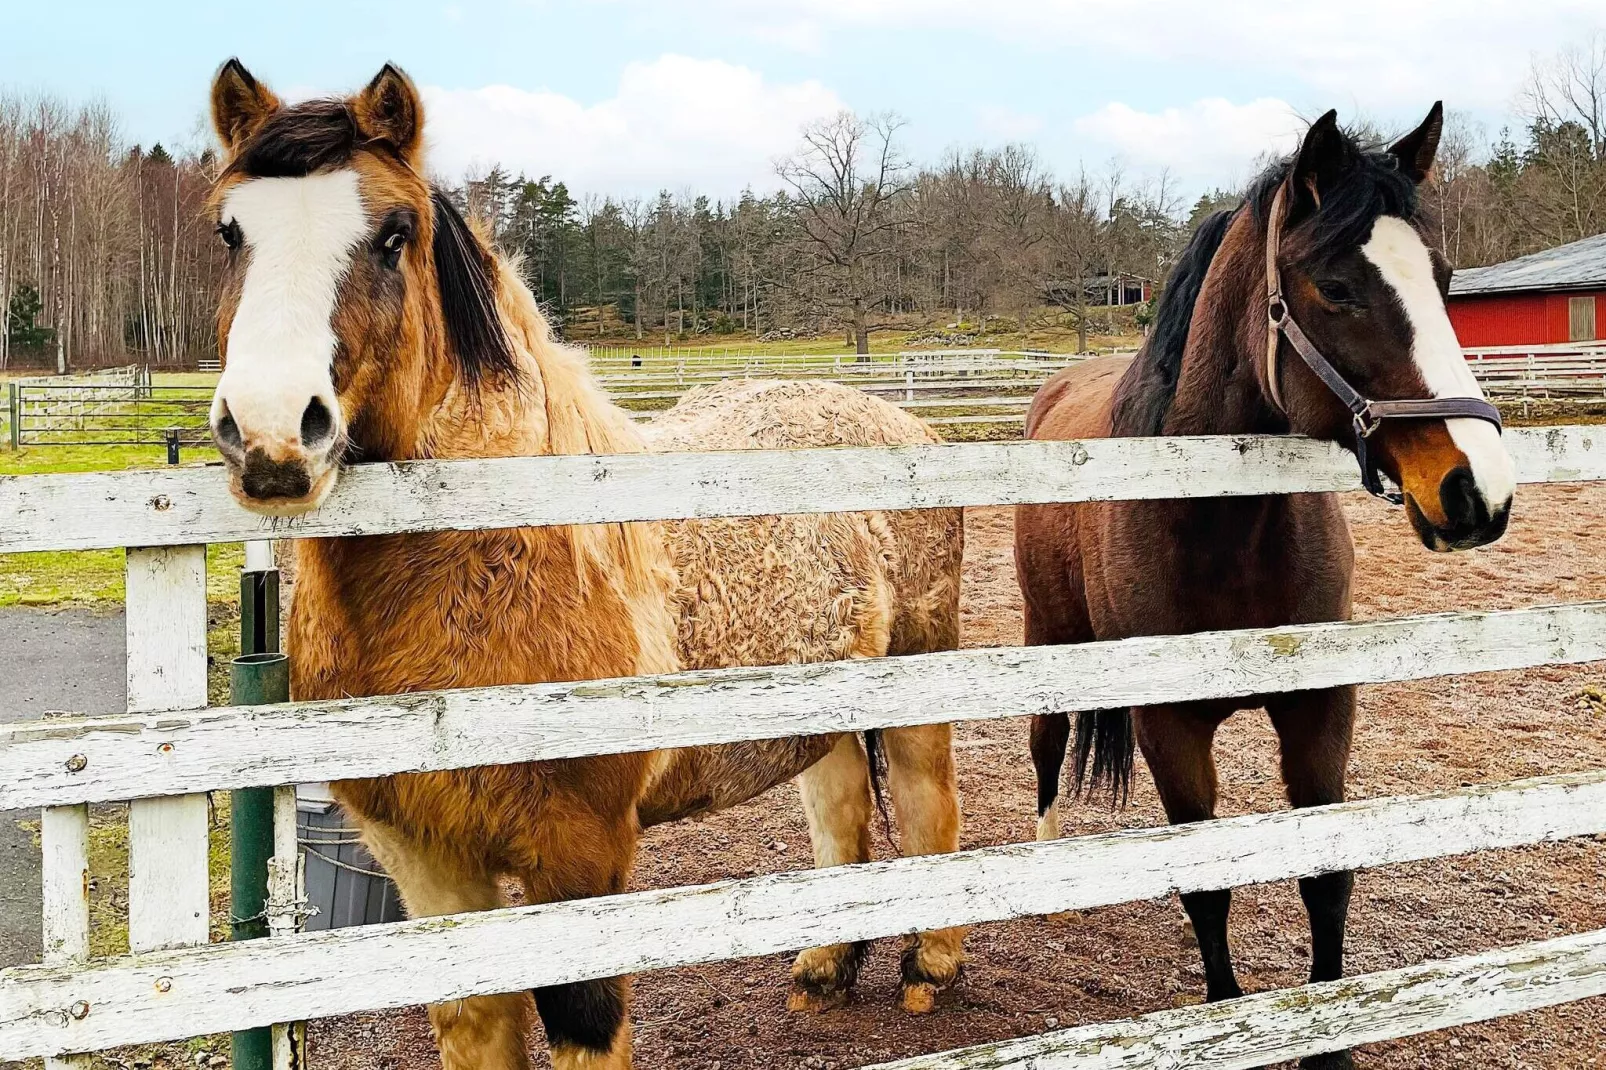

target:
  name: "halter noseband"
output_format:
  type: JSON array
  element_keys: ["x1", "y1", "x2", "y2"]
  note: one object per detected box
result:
[{"x1": 1262, "y1": 183, "x2": 1503, "y2": 505}]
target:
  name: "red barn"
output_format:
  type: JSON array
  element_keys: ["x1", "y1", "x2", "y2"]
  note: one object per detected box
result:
[{"x1": 1448, "y1": 232, "x2": 1606, "y2": 348}]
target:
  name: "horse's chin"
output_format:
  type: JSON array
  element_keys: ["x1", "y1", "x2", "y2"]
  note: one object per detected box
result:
[
  {"x1": 227, "y1": 466, "x2": 339, "y2": 518},
  {"x1": 1403, "y1": 492, "x2": 1497, "y2": 553}
]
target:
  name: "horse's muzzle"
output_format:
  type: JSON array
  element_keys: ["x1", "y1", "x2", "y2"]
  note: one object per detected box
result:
[
  {"x1": 211, "y1": 394, "x2": 342, "y2": 516},
  {"x1": 1406, "y1": 465, "x2": 1511, "y2": 552}
]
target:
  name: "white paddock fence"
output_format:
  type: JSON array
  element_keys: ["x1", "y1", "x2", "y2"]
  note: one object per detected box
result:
[
  {"x1": 1, "y1": 426, "x2": 1605, "y2": 1068},
  {"x1": 582, "y1": 347, "x2": 1606, "y2": 430}
]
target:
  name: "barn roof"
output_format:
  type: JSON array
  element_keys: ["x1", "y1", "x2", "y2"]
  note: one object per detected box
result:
[{"x1": 1449, "y1": 231, "x2": 1606, "y2": 296}]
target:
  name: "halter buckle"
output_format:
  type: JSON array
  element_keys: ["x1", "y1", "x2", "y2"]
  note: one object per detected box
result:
[{"x1": 1352, "y1": 411, "x2": 1382, "y2": 439}]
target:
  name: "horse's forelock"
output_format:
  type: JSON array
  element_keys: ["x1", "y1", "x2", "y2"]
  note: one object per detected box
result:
[
  {"x1": 1247, "y1": 131, "x2": 1421, "y2": 258},
  {"x1": 232, "y1": 99, "x2": 360, "y2": 179}
]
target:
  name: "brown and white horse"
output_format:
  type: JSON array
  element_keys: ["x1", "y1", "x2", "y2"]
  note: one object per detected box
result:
[
  {"x1": 1015, "y1": 107, "x2": 1514, "y2": 1070},
  {"x1": 206, "y1": 61, "x2": 964, "y2": 1070}
]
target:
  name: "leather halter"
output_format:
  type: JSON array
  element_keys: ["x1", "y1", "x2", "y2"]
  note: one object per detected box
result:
[{"x1": 1262, "y1": 183, "x2": 1504, "y2": 504}]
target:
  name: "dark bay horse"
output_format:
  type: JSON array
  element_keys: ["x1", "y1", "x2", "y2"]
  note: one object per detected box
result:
[{"x1": 1015, "y1": 106, "x2": 1515, "y2": 1070}]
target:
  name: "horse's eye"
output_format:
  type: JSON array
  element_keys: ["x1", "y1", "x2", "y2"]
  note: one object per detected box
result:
[
  {"x1": 216, "y1": 220, "x2": 243, "y2": 250},
  {"x1": 1317, "y1": 280, "x2": 1355, "y2": 304},
  {"x1": 379, "y1": 228, "x2": 408, "y2": 269}
]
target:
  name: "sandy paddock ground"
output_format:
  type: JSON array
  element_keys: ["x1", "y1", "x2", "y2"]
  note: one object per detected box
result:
[{"x1": 313, "y1": 482, "x2": 1606, "y2": 1070}]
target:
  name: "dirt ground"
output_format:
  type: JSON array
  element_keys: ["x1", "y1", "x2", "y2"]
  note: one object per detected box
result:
[{"x1": 310, "y1": 483, "x2": 1606, "y2": 1070}]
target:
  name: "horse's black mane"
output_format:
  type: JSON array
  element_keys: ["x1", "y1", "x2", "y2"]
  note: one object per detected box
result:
[
  {"x1": 1245, "y1": 138, "x2": 1421, "y2": 259},
  {"x1": 231, "y1": 101, "x2": 519, "y2": 392},
  {"x1": 1109, "y1": 126, "x2": 1421, "y2": 438},
  {"x1": 1108, "y1": 208, "x2": 1233, "y2": 437}
]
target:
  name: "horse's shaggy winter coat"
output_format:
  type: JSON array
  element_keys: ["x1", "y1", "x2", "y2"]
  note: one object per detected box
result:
[{"x1": 206, "y1": 62, "x2": 964, "y2": 1070}]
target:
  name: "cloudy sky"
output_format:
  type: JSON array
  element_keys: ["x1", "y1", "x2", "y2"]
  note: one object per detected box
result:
[{"x1": 5, "y1": 1, "x2": 1599, "y2": 199}]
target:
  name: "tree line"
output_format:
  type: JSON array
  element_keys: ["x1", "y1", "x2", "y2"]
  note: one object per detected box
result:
[
  {"x1": 3, "y1": 37, "x2": 1603, "y2": 367},
  {"x1": 0, "y1": 97, "x2": 220, "y2": 370}
]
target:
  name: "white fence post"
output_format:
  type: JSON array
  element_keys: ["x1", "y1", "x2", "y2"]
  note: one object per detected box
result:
[
  {"x1": 125, "y1": 546, "x2": 211, "y2": 955},
  {"x1": 40, "y1": 804, "x2": 89, "y2": 1070},
  {"x1": 269, "y1": 785, "x2": 305, "y2": 1068}
]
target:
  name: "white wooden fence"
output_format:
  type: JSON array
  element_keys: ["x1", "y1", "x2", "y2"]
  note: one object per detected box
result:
[
  {"x1": 1, "y1": 425, "x2": 1605, "y2": 1067},
  {"x1": 582, "y1": 347, "x2": 1606, "y2": 430}
]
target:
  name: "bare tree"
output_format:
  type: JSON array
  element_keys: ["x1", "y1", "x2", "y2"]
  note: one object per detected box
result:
[
  {"x1": 1523, "y1": 32, "x2": 1606, "y2": 160},
  {"x1": 776, "y1": 111, "x2": 912, "y2": 355}
]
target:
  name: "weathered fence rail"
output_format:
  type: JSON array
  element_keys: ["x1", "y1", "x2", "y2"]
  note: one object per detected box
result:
[
  {"x1": 4, "y1": 772, "x2": 1604, "y2": 1060},
  {"x1": 1, "y1": 426, "x2": 1603, "y2": 1067},
  {"x1": 868, "y1": 925, "x2": 1606, "y2": 1069},
  {"x1": 5, "y1": 601, "x2": 1605, "y2": 811},
  {"x1": 0, "y1": 426, "x2": 1599, "y2": 553}
]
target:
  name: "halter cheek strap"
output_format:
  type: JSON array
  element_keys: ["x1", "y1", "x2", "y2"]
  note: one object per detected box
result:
[{"x1": 1262, "y1": 183, "x2": 1504, "y2": 504}]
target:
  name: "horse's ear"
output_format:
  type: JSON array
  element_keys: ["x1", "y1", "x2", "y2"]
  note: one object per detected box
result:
[
  {"x1": 1389, "y1": 101, "x2": 1444, "y2": 185},
  {"x1": 354, "y1": 64, "x2": 424, "y2": 164},
  {"x1": 1288, "y1": 109, "x2": 1350, "y2": 221},
  {"x1": 211, "y1": 59, "x2": 281, "y2": 156}
]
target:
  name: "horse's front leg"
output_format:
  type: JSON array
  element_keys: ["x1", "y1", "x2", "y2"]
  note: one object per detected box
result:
[
  {"x1": 360, "y1": 820, "x2": 534, "y2": 1070},
  {"x1": 516, "y1": 791, "x2": 642, "y2": 1070},
  {"x1": 882, "y1": 722, "x2": 966, "y2": 1013},
  {"x1": 1268, "y1": 685, "x2": 1358, "y2": 1070}
]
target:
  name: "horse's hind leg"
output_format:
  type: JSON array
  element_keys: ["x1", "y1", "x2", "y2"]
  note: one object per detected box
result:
[
  {"x1": 1268, "y1": 685, "x2": 1357, "y2": 1070},
  {"x1": 790, "y1": 732, "x2": 874, "y2": 1012},
  {"x1": 361, "y1": 821, "x2": 533, "y2": 1070},
  {"x1": 1030, "y1": 713, "x2": 1071, "y2": 839},
  {"x1": 1020, "y1": 543, "x2": 1093, "y2": 842},
  {"x1": 1134, "y1": 702, "x2": 1242, "y2": 1003},
  {"x1": 883, "y1": 722, "x2": 966, "y2": 1013}
]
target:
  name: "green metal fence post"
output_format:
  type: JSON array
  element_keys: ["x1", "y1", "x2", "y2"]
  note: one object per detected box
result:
[
  {"x1": 8, "y1": 383, "x2": 18, "y2": 450},
  {"x1": 231, "y1": 539, "x2": 285, "y2": 1070}
]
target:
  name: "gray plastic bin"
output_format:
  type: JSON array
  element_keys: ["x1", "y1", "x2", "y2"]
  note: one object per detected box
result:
[{"x1": 297, "y1": 785, "x2": 404, "y2": 930}]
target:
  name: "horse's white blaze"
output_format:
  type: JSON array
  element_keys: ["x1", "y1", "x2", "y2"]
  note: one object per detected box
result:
[
  {"x1": 1361, "y1": 217, "x2": 1517, "y2": 510},
  {"x1": 212, "y1": 169, "x2": 367, "y2": 454}
]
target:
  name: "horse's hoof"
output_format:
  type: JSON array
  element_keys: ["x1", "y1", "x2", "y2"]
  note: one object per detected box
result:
[
  {"x1": 898, "y1": 939, "x2": 964, "y2": 1015},
  {"x1": 787, "y1": 983, "x2": 851, "y2": 1013},
  {"x1": 899, "y1": 981, "x2": 939, "y2": 1015},
  {"x1": 788, "y1": 941, "x2": 866, "y2": 1013},
  {"x1": 1300, "y1": 1051, "x2": 1356, "y2": 1070}
]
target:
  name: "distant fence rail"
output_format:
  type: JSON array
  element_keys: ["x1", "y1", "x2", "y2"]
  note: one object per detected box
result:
[
  {"x1": 586, "y1": 345, "x2": 1606, "y2": 430},
  {"x1": 3, "y1": 345, "x2": 1602, "y2": 449},
  {"x1": 6, "y1": 382, "x2": 212, "y2": 448},
  {"x1": 1465, "y1": 344, "x2": 1606, "y2": 400}
]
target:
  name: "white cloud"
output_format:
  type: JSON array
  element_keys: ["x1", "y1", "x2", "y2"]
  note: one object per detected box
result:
[
  {"x1": 1072, "y1": 98, "x2": 1303, "y2": 186},
  {"x1": 706, "y1": 0, "x2": 1598, "y2": 111},
  {"x1": 420, "y1": 54, "x2": 844, "y2": 195}
]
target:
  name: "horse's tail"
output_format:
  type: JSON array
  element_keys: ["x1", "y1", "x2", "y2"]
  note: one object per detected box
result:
[
  {"x1": 1072, "y1": 708, "x2": 1135, "y2": 805},
  {"x1": 863, "y1": 729, "x2": 896, "y2": 843}
]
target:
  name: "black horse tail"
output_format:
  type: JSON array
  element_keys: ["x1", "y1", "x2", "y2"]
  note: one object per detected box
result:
[
  {"x1": 863, "y1": 729, "x2": 896, "y2": 843},
  {"x1": 1071, "y1": 708, "x2": 1135, "y2": 805}
]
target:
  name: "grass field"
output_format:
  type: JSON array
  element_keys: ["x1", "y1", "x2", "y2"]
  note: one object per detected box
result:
[{"x1": 0, "y1": 442, "x2": 239, "y2": 608}]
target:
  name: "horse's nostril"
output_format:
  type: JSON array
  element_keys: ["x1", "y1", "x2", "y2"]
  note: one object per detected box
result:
[
  {"x1": 215, "y1": 405, "x2": 243, "y2": 453},
  {"x1": 1438, "y1": 466, "x2": 1484, "y2": 531},
  {"x1": 300, "y1": 397, "x2": 335, "y2": 450}
]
